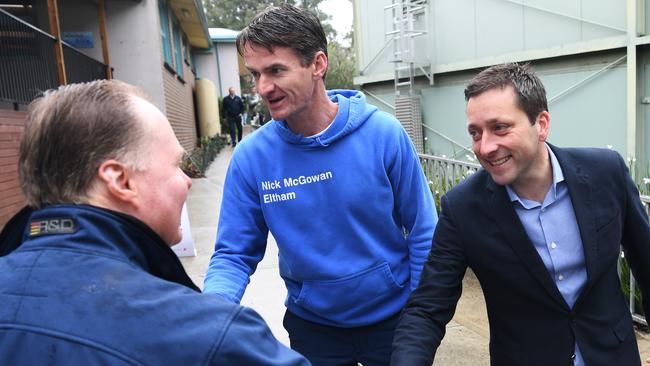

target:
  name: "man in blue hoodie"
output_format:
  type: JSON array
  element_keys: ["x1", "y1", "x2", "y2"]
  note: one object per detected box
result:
[
  {"x1": 203, "y1": 4, "x2": 438, "y2": 365},
  {"x1": 0, "y1": 80, "x2": 309, "y2": 365}
]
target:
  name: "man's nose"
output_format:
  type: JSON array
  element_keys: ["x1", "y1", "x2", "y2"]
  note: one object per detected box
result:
[
  {"x1": 257, "y1": 75, "x2": 274, "y2": 97},
  {"x1": 478, "y1": 133, "x2": 498, "y2": 156}
]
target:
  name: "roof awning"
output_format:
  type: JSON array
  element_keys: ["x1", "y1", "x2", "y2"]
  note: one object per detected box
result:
[{"x1": 168, "y1": 0, "x2": 210, "y2": 49}]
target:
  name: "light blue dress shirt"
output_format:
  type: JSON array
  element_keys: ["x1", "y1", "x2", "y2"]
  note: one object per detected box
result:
[{"x1": 506, "y1": 145, "x2": 587, "y2": 366}]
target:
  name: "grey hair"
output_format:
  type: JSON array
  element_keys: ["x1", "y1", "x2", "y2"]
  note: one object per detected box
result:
[{"x1": 19, "y1": 80, "x2": 149, "y2": 207}]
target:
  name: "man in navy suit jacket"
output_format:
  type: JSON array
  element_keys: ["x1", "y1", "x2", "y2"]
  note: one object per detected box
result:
[{"x1": 391, "y1": 63, "x2": 650, "y2": 366}]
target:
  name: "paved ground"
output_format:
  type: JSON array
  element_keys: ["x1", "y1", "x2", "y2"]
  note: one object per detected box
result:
[{"x1": 180, "y1": 126, "x2": 650, "y2": 365}]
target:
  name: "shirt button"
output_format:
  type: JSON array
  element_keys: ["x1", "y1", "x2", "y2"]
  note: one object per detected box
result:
[
  {"x1": 558, "y1": 274, "x2": 564, "y2": 281},
  {"x1": 541, "y1": 207, "x2": 546, "y2": 212},
  {"x1": 550, "y1": 242, "x2": 557, "y2": 249}
]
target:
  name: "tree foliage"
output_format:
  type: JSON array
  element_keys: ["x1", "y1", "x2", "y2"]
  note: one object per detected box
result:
[
  {"x1": 326, "y1": 34, "x2": 355, "y2": 90},
  {"x1": 203, "y1": 0, "x2": 355, "y2": 90},
  {"x1": 203, "y1": 0, "x2": 334, "y2": 38}
]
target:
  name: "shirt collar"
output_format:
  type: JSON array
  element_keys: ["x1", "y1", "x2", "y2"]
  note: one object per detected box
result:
[{"x1": 506, "y1": 143, "x2": 565, "y2": 205}]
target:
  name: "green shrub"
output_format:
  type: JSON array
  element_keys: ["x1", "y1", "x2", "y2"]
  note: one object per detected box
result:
[{"x1": 182, "y1": 135, "x2": 227, "y2": 178}]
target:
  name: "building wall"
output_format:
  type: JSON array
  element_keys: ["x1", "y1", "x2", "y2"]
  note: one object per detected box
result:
[
  {"x1": 431, "y1": 0, "x2": 623, "y2": 66},
  {"x1": 163, "y1": 68, "x2": 198, "y2": 152},
  {"x1": 216, "y1": 43, "x2": 241, "y2": 96},
  {"x1": 413, "y1": 52, "x2": 627, "y2": 158},
  {"x1": 354, "y1": 0, "x2": 648, "y2": 169},
  {"x1": 194, "y1": 49, "x2": 220, "y2": 88},
  {"x1": 158, "y1": 1, "x2": 200, "y2": 151},
  {"x1": 354, "y1": 0, "x2": 393, "y2": 81},
  {"x1": 355, "y1": 0, "x2": 626, "y2": 83},
  {"x1": 58, "y1": 0, "x2": 103, "y2": 62},
  {"x1": 0, "y1": 110, "x2": 26, "y2": 229},
  {"x1": 16, "y1": 0, "x2": 166, "y2": 110},
  {"x1": 105, "y1": 0, "x2": 167, "y2": 111}
]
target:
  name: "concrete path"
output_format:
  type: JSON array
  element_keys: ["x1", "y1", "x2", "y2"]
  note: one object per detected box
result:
[{"x1": 180, "y1": 126, "x2": 650, "y2": 365}]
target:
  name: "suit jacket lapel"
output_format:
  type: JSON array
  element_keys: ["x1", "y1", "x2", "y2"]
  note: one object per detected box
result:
[
  {"x1": 550, "y1": 145, "x2": 598, "y2": 303},
  {"x1": 486, "y1": 177, "x2": 569, "y2": 309}
]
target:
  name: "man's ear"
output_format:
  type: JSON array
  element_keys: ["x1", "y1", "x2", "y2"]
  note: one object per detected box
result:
[
  {"x1": 537, "y1": 111, "x2": 550, "y2": 141},
  {"x1": 312, "y1": 51, "x2": 328, "y2": 80},
  {"x1": 96, "y1": 159, "x2": 138, "y2": 205}
]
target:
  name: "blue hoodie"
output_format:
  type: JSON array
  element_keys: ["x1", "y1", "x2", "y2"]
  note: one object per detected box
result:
[{"x1": 204, "y1": 90, "x2": 437, "y2": 327}]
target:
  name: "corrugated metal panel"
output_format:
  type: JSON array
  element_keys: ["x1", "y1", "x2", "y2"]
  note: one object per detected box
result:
[{"x1": 395, "y1": 95, "x2": 423, "y2": 153}]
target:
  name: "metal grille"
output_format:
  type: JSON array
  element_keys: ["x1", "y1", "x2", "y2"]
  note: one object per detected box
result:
[
  {"x1": 0, "y1": 9, "x2": 58, "y2": 105},
  {"x1": 395, "y1": 95, "x2": 424, "y2": 153},
  {"x1": 63, "y1": 45, "x2": 109, "y2": 84},
  {"x1": 0, "y1": 8, "x2": 108, "y2": 106}
]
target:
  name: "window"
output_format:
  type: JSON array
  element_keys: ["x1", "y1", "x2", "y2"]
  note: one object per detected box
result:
[
  {"x1": 158, "y1": 0, "x2": 173, "y2": 65},
  {"x1": 183, "y1": 35, "x2": 191, "y2": 65},
  {"x1": 172, "y1": 17, "x2": 183, "y2": 77},
  {"x1": 190, "y1": 50, "x2": 196, "y2": 74}
]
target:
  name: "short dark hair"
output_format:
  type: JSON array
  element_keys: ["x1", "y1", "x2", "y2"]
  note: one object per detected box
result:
[
  {"x1": 464, "y1": 63, "x2": 548, "y2": 124},
  {"x1": 20, "y1": 80, "x2": 148, "y2": 207},
  {"x1": 236, "y1": 4, "x2": 328, "y2": 69}
]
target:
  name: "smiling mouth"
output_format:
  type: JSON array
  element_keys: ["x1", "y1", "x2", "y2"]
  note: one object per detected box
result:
[
  {"x1": 267, "y1": 96, "x2": 284, "y2": 107},
  {"x1": 486, "y1": 155, "x2": 511, "y2": 167}
]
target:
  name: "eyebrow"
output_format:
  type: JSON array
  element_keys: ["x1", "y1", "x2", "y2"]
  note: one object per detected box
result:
[
  {"x1": 246, "y1": 62, "x2": 286, "y2": 73},
  {"x1": 468, "y1": 118, "x2": 501, "y2": 128}
]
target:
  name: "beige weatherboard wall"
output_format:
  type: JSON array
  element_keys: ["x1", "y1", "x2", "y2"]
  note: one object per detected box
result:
[{"x1": 210, "y1": 28, "x2": 241, "y2": 97}]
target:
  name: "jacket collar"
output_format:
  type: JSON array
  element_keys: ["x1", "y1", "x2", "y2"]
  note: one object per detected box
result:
[
  {"x1": 0, "y1": 204, "x2": 199, "y2": 292},
  {"x1": 484, "y1": 143, "x2": 595, "y2": 309}
]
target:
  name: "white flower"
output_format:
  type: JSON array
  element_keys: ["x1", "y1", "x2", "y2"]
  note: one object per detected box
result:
[{"x1": 643, "y1": 178, "x2": 650, "y2": 185}]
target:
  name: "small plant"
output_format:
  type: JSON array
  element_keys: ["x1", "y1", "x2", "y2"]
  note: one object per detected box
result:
[
  {"x1": 619, "y1": 251, "x2": 645, "y2": 317},
  {"x1": 182, "y1": 135, "x2": 227, "y2": 178}
]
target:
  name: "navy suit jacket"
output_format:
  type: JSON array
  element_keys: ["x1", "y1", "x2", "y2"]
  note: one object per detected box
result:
[{"x1": 392, "y1": 145, "x2": 650, "y2": 366}]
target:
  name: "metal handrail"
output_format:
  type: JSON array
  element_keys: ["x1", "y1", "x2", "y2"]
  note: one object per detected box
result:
[
  {"x1": 0, "y1": 8, "x2": 108, "y2": 106},
  {"x1": 418, "y1": 153, "x2": 480, "y2": 198}
]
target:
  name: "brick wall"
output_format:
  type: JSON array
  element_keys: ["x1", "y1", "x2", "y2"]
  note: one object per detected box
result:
[
  {"x1": 162, "y1": 68, "x2": 198, "y2": 152},
  {"x1": 0, "y1": 110, "x2": 26, "y2": 229}
]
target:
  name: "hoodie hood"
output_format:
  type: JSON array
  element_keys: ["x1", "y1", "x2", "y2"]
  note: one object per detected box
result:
[{"x1": 272, "y1": 89, "x2": 378, "y2": 148}]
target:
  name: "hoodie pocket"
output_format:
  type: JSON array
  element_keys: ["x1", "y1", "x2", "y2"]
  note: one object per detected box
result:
[{"x1": 295, "y1": 262, "x2": 405, "y2": 322}]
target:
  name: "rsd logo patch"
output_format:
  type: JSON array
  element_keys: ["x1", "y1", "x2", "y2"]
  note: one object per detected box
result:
[{"x1": 29, "y1": 218, "x2": 76, "y2": 237}]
